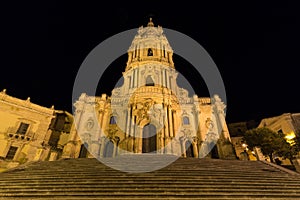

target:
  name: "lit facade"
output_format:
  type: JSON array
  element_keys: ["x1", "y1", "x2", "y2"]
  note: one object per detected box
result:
[
  {"x1": 62, "y1": 19, "x2": 235, "y2": 159},
  {"x1": 0, "y1": 89, "x2": 73, "y2": 167},
  {"x1": 257, "y1": 113, "x2": 300, "y2": 165}
]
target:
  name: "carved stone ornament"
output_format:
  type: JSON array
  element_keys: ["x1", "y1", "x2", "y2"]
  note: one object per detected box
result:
[
  {"x1": 85, "y1": 118, "x2": 94, "y2": 131},
  {"x1": 205, "y1": 118, "x2": 214, "y2": 131}
]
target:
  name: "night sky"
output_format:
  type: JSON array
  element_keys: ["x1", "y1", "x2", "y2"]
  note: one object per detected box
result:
[{"x1": 1, "y1": 1, "x2": 300, "y2": 123}]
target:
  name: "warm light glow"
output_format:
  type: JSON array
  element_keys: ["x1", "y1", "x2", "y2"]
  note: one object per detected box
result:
[
  {"x1": 242, "y1": 143, "x2": 247, "y2": 147},
  {"x1": 285, "y1": 132, "x2": 296, "y2": 145},
  {"x1": 251, "y1": 151, "x2": 255, "y2": 155}
]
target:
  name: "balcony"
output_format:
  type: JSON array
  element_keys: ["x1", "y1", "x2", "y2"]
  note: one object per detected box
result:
[{"x1": 6, "y1": 127, "x2": 34, "y2": 141}]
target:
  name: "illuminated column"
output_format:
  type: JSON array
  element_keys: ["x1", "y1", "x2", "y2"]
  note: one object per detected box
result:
[
  {"x1": 134, "y1": 69, "x2": 138, "y2": 88},
  {"x1": 168, "y1": 107, "x2": 174, "y2": 137},
  {"x1": 192, "y1": 138, "x2": 199, "y2": 158},
  {"x1": 160, "y1": 136, "x2": 164, "y2": 154},
  {"x1": 137, "y1": 126, "x2": 143, "y2": 154},
  {"x1": 97, "y1": 110, "x2": 104, "y2": 139},
  {"x1": 126, "y1": 107, "x2": 131, "y2": 137},
  {"x1": 69, "y1": 124, "x2": 78, "y2": 142},
  {"x1": 102, "y1": 111, "x2": 109, "y2": 135},
  {"x1": 128, "y1": 52, "x2": 132, "y2": 63},
  {"x1": 130, "y1": 71, "x2": 134, "y2": 88},
  {"x1": 131, "y1": 106, "x2": 135, "y2": 137},
  {"x1": 180, "y1": 138, "x2": 186, "y2": 158},
  {"x1": 162, "y1": 69, "x2": 166, "y2": 87},
  {"x1": 165, "y1": 137, "x2": 170, "y2": 154},
  {"x1": 173, "y1": 111, "x2": 178, "y2": 136},
  {"x1": 164, "y1": 105, "x2": 169, "y2": 137},
  {"x1": 166, "y1": 70, "x2": 170, "y2": 89},
  {"x1": 99, "y1": 137, "x2": 106, "y2": 158},
  {"x1": 216, "y1": 108, "x2": 231, "y2": 141}
]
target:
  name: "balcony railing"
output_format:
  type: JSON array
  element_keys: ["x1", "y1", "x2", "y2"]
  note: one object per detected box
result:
[{"x1": 6, "y1": 127, "x2": 34, "y2": 141}]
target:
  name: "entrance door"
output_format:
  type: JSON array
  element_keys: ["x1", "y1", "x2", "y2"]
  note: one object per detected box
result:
[
  {"x1": 104, "y1": 140, "x2": 114, "y2": 157},
  {"x1": 142, "y1": 124, "x2": 157, "y2": 153},
  {"x1": 211, "y1": 145, "x2": 219, "y2": 159},
  {"x1": 185, "y1": 141, "x2": 194, "y2": 157},
  {"x1": 79, "y1": 143, "x2": 88, "y2": 158}
]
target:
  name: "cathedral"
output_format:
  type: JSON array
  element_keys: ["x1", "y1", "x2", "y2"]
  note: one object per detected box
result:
[{"x1": 62, "y1": 19, "x2": 235, "y2": 159}]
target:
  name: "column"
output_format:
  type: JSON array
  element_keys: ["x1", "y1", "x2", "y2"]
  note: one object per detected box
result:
[
  {"x1": 173, "y1": 111, "x2": 178, "y2": 137},
  {"x1": 133, "y1": 69, "x2": 137, "y2": 88},
  {"x1": 99, "y1": 137, "x2": 106, "y2": 158},
  {"x1": 217, "y1": 109, "x2": 231, "y2": 141},
  {"x1": 165, "y1": 137, "x2": 170, "y2": 154},
  {"x1": 49, "y1": 151, "x2": 58, "y2": 161},
  {"x1": 165, "y1": 70, "x2": 169, "y2": 88},
  {"x1": 192, "y1": 140, "x2": 198, "y2": 158},
  {"x1": 180, "y1": 139, "x2": 186, "y2": 158},
  {"x1": 126, "y1": 107, "x2": 131, "y2": 137},
  {"x1": 128, "y1": 52, "x2": 132, "y2": 63},
  {"x1": 131, "y1": 106, "x2": 135, "y2": 137},
  {"x1": 160, "y1": 136, "x2": 164, "y2": 154},
  {"x1": 97, "y1": 110, "x2": 104, "y2": 139},
  {"x1": 168, "y1": 107, "x2": 174, "y2": 137},
  {"x1": 162, "y1": 69, "x2": 166, "y2": 87},
  {"x1": 130, "y1": 72, "x2": 134, "y2": 89},
  {"x1": 164, "y1": 105, "x2": 169, "y2": 137},
  {"x1": 166, "y1": 70, "x2": 170, "y2": 89},
  {"x1": 102, "y1": 111, "x2": 108, "y2": 135},
  {"x1": 137, "y1": 126, "x2": 143, "y2": 153},
  {"x1": 70, "y1": 107, "x2": 84, "y2": 141}
]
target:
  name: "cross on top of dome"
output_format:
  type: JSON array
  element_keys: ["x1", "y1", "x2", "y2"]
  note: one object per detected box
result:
[{"x1": 147, "y1": 18, "x2": 154, "y2": 27}]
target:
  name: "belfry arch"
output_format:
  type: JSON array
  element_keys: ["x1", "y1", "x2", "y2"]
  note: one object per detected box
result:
[{"x1": 145, "y1": 75, "x2": 155, "y2": 86}]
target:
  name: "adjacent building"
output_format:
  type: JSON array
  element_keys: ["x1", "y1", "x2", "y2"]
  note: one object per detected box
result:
[
  {"x1": 228, "y1": 120, "x2": 259, "y2": 160},
  {"x1": 0, "y1": 89, "x2": 72, "y2": 168},
  {"x1": 257, "y1": 113, "x2": 300, "y2": 166}
]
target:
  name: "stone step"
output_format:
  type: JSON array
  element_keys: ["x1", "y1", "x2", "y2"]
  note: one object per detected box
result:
[
  {"x1": 0, "y1": 155, "x2": 299, "y2": 199},
  {"x1": 1, "y1": 192, "x2": 300, "y2": 198},
  {"x1": 0, "y1": 184, "x2": 299, "y2": 189},
  {"x1": 1, "y1": 187, "x2": 300, "y2": 194}
]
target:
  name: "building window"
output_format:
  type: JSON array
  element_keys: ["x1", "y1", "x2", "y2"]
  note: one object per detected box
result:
[
  {"x1": 16, "y1": 122, "x2": 29, "y2": 135},
  {"x1": 6, "y1": 146, "x2": 18, "y2": 160},
  {"x1": 183, "y1": 116, "x2": 190, "y2": 125},
  {"x1": 110, "y1": 116, "x2": 117, "y2": 124},
  {"x1": 146, "y1": 75, "x2": 155, "y2": 86},
  {"x1": 148, "y1": 48, "x2": 153, "y2": 56}
]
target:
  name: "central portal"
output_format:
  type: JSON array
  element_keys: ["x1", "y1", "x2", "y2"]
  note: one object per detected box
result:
[{"x1": 142, "y1": 124, "x2": 157, "y2": 153}]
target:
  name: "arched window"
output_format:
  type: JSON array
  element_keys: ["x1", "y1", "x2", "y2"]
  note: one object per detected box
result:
[
  {"x1": 183, "y1": 116, "x2": 190, "y2": 125},
  {"x1": 110, "y1": 116, "x2": 117, "y2": 124},
  {"x1": 148, "y1": 48, "x2": 153, "y2": 56},
  {"x1": 145, "y1": 75, "x2": 155, "y2": 86}
]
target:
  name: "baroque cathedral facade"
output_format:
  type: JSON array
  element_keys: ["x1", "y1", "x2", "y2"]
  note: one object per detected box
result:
[{"x1": 62, "y1": 19, "x2": 235, "y2": 159}]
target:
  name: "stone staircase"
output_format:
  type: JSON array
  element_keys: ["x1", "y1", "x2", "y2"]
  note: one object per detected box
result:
[{"x1": 0, "y1": 155, "x2": 300, "y2": 199}]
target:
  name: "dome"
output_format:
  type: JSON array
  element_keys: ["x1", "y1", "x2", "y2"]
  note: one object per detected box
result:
[{"x1": 128, "y1": 18, "x2": 173, "y2": 52}]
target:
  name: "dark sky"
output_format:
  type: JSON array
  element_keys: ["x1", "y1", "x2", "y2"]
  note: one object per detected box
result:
[{"x1": 1, "y1": 1, "x2": 300, "y2": 123}]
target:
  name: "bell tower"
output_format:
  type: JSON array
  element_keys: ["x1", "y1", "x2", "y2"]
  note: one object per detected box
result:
[
  {"x1": 126, "y1": 18, "x2": 174, "y2": 71},
  {"x1": 122, "y1": 18, "x2": 177, "y2": 95}
]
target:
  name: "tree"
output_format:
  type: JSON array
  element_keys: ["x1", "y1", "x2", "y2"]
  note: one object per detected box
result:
[
  {"x1": 243, "y1": 127, "x2": 287, "y2": 163},
  {"x1": 276, "y1": 132, "x2": 300, "y2": 163}
]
